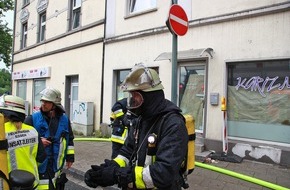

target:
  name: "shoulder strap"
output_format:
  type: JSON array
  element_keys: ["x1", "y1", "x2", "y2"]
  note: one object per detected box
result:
[
  {"x1": 0, "y1": 139, "x2": 8, "y2": 150},
  {"x1": 0, "y1": 170, "x2": 10, "y2": 189},
  {"x1": 154, "y1": 111, "x2": 183, "y2": 139}
]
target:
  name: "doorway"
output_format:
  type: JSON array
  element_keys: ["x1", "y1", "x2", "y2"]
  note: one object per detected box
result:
[
  {"x1": 65, "y1": 75, "x2": 79, "y2": 121},
  {"x1": 178, "y1": 62, "x2": 206, "y2": 133}
]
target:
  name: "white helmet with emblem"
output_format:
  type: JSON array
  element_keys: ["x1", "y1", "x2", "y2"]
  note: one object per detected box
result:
[{"x1": 121, "y1": 63, "x2": 164, "y2": 92}]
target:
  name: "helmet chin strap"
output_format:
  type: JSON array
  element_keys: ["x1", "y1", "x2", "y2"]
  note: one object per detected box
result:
[{"x1": 49, "y1": 105, "x2": 56, "y2": 117}]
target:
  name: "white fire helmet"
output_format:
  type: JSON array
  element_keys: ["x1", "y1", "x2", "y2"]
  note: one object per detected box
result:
[
  {"x1": 0, "y1": 95, "x2": 26, "y2": 114},
  {"x1": 121, "y1": 63, "x2": 164, "y2": 92},
  {"x1": 40, "y1": 87, "x2": 62, "y2": 105}
]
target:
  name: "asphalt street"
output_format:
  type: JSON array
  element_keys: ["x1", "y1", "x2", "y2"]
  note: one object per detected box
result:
[{"x1": 63, "y1": 141, "x2": 290, "y2": 190}]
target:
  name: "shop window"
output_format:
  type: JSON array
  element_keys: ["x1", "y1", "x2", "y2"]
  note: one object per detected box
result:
[
  {"x1": 21, "y1": 22, "x2": 28, "y2": 49},
  {"x1": 16, "y1": 80, "x2": 27, "y2": 100},
  {"x1": 127, "y1": 0, "x2": 156, "y2": 14},
  {"x1": 227, "y1": 60, "x2": 290, "y2": 144},
  {"x1": 70, "y1": 0, "x2": 81, "y2": 30},
  {"x1": 38, "y1": 12, "x2": 46, "y2": 42},
  {"x1": 33, "y1": 79, "x2": 46, "y2": 113}
]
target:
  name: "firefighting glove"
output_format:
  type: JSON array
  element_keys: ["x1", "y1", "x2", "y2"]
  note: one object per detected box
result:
[
  {"x1": 116, "y1": 166, "x2": 134, "y2": 189},
  {"x1": 91, "y1": 159, "x2": 119, "y2": 171},
  {"x1": 90, "y1": 165, "x2": 119, "y2": 187},
  {"x1": 85, "y1": 159, "x2": 120, "y2": 188},
  {"x1": 84, "y1": 169, "x2": 99, "y2": 188}
]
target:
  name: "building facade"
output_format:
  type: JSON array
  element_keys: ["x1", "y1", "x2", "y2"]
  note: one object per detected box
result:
[
  {"x1": 12, "y1": 0, "x2": 290, "y2": 166},
  {"x1": 12, "y1": 0, "x2": 105, "y2": 134}
]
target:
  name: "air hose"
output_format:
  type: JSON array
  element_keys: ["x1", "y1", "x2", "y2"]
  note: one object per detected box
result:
[
  {"x1": 195, "y1": 161, "x2": 290, "y2": 190},
  {"x1": 74, "y1": 137, "x2": 111, "y2": 142}
]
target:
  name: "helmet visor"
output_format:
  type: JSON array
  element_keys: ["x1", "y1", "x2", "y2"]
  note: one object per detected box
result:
[{"x1": 127, "y1": 91, "x2": 144, "y2": 109}]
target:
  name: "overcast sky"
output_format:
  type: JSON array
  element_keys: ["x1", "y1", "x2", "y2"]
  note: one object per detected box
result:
[{"x1": 1, "y1": 10, "x2": 14, "y2": 69}]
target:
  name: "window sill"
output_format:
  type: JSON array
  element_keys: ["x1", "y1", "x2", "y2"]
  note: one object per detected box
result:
[{"x1": 124, "y1": 7, "x2": 157, "y2": 19}]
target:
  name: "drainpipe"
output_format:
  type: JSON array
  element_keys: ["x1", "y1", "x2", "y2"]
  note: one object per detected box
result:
[
  {"x1": 10, "y1": 0, "x2": 17, "y2": 94},
  {"x1": 100, "y1": 0, "x2": 108, "y2": 123}
]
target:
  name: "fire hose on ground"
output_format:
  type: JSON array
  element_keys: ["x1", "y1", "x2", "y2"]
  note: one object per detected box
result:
[
  {"x1": 74, "y1": 137, "x2": 290, "y2": 190},
  {"x1": 195, "y1": 162, "x2": 289, "y2": 190}
]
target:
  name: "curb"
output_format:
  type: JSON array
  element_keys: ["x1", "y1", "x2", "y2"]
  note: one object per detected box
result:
[{"x1": 63, "y1": 167, "x2": 85, "y2": 181}]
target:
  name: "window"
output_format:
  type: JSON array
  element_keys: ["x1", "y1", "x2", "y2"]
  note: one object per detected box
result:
[
  {"x1": 38, "y1": 12, "x2": 46, "y2": 42},
  {"x1": 70, "y1": 0, "x2": 81, "y2": 30},
  {"x1": 227, "y1": 60, "x2": 290, "y2": 144},
  {"x1": 23, "y1": 0, "x2": 29, "y2": 6},
  {"x1": 33, "y1": 79, "x2": 46, "y2": 113},
  {"x1": 16, "y1": 80, "x2": 27, "y2": 100},
  {"x1": 128, "y1": 0, "x2": 156, "y2": 14},
  {"x1": 178, "y1": 63, "x2": 206, "y2": 133},
  {"x1": 116, "y1": 70, "x2": 130, "y2": 101},
  {"x1": 21, "y1": 22, "x2": 28, "y2": 49}
]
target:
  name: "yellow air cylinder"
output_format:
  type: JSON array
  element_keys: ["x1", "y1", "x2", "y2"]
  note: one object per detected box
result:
[
  {"x1": 0, "y1": 113, "x2": 9, "y2": 189},
  {"x1": 183, "y1": 114, "x2": 195, "y2": 172}
]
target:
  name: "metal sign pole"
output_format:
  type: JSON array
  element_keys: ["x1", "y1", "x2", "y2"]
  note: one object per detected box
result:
[{"x1": 171, "y1": 0, "x2": 178, "y2": 104}]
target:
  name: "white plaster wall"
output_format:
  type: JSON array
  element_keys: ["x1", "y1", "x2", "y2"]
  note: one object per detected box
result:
[
  {"x1": 12, "y1": 43, "x2": 103, "y2": 127},
  {"x1": 192, "y1": 0, "x2": 287, "y2": 19},
  {"x1": 104, "y1": 10, "x2": 290, "y2": 141}
]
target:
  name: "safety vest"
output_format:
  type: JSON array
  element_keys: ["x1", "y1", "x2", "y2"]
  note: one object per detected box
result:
[
  {"x1": 110, "y1": 109, "x2": 128, "y2": 144},
  {"x1": 32, "y1": 112, "x2": 73, "y2": 189},
  {"x1": 5, "y1": 121, "x2": 40, "y2": 188}
]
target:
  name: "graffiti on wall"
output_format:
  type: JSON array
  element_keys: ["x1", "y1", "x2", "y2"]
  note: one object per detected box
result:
[
  {"x1": 73, "y1": 102, "x2": 86, "y2": 125},
  {"x1": 72, "y1": 101, "x2": 93, "y2": 125},
  {"x1": 235, "y1": 76, "x2": 290, "y2": 97}
]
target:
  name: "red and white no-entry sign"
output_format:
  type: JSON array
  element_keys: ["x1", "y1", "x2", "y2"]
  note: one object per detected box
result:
[{"x1": 167, "y1": 4, "x2": 188, "y2": 36}]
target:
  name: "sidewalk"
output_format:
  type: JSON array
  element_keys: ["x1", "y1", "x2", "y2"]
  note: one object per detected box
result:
[{"x1": 64, "y1": 140, "x2": 290, "y2": 190}]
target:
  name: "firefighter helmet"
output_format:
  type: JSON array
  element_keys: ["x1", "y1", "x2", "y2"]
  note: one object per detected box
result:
[
  {"x1": 121, "y1": 63, "x2": 164, "y2": 92},
  {"x1": 0, "y1": 95, "x2": 26, "y2": 114},
  {"x1": 40, "y1": 87, "x2": 62, "y2": 105}
]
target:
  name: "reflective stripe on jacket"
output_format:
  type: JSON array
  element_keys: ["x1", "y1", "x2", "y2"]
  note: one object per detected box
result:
[
  {"x1": 117, "y1": 107, "x2": 188, "y2": 189},
  {"x1": 110, "y1": 110, "x2": 128, "y2": 144},
  {"x1": 5, "y1": 121, "x2": 39, "y2": 188}
]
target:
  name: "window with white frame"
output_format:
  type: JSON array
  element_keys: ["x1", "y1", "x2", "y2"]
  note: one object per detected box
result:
[
  {"x1": 38, "y1": 12, "x2": 46, "y2": 42},
  {"x1": 128, "y1": 0, "x2": 156, "y2": 14},
  {"x1": 70, "y1": 0, "x2": 81, "y2": 30},
  {"x1": 16, "y1": 80, "x2": 27, "y2": 100},
  {"x1": 23, "y1": 0, "x2": 29, "y2": 6},
  {"x1": 21, "y1": 22, "x2": 28, "y2": 49},
  {"x1": 33, "y1": 79, "x2": 46, "y2": 113}
]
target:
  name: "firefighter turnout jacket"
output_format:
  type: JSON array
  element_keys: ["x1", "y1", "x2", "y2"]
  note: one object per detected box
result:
[{"x1": 114, "y1": 98, "x2": 188, "y2": 189}]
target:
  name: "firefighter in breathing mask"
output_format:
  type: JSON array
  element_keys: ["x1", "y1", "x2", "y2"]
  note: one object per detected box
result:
[{"x1": 84, "y1": 63, "x2": 188, "y2": 190}]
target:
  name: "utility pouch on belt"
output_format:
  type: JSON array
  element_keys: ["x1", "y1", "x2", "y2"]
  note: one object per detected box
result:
[{"x1": 55, "y1": 173, "x2": 68, "y2": 190}]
